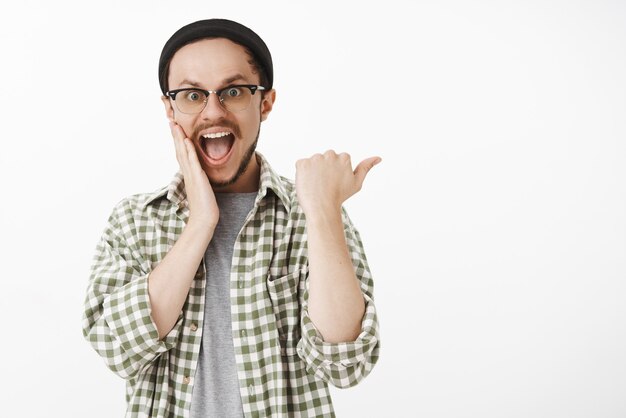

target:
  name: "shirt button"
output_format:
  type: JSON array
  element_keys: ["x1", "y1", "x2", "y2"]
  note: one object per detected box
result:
[
  {"x1": 189, "y1": 323, "x2": 198, "y2": 332},
  {"x1": 238, "y1": 276, "x2": 244, "y2": 288},
  {"x1": 248, "y1": 384, "x2": 255, "y2": 396},
  {"x1": 240, "y1": 329, "x2": 247, "y2": 337},
  {"x1": 183, "y1": 376, "x2": 191, "y2": 384},
  {"x1": 195, "y1": 271, "x2": 203, "y2": 279}
]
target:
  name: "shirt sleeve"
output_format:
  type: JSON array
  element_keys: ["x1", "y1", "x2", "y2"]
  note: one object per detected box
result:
[
  {"x1": 296, "y1": 207, "x2": 381, "y2": 389},
  {"x1": 82, "y1": 198, "x2": 183, "y2": 380}
]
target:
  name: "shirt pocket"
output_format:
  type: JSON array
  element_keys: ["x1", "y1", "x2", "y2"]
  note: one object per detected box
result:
[{"x1": 266, "y1": 268, "x2": 303, "y2": 356}]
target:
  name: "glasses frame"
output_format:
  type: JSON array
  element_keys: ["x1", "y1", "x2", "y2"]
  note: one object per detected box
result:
[{"x1": 165, "y1": 84, "x2": 266, "y2": 114}]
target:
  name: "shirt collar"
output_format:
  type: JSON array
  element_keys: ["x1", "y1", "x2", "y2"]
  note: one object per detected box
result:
[{"x1": 141, "y1": 152, "x2": 291, "y2": 212}]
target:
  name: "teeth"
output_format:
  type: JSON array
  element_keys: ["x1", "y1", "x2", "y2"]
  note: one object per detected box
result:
[{"x1": 202, "y1": 132, "x2": 230, "y2": 139}]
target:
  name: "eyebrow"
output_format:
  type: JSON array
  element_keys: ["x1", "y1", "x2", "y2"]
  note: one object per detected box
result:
[{"x1": 178, "y1": 74, "x2": 250, "y2": 90}]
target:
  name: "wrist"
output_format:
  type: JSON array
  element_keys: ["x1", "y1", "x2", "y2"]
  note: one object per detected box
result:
[
  {"x1": 303, "y1": 203, "x2": 343, "y2": 224},
  {"x1": 186, "y1": 217, "x2": 217, "y2": 236}
]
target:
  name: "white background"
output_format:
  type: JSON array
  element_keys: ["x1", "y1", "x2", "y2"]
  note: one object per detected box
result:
[{"x1": 1, "y1": 1, "x2": 625, "y2": 417}]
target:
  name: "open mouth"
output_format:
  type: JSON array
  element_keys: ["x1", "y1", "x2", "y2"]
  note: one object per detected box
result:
[{"x1": 200, "y1": 132, "x2": 235, "y2": 164}]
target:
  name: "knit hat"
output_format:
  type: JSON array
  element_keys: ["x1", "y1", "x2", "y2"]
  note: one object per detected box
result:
[{"x1": 158, "y1": 18, "x2": 273, "y2": 94}]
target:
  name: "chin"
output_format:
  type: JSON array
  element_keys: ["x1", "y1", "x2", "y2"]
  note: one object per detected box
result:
[{"x1": 204, "y1": 165, "x2": 243, "y2": 189}]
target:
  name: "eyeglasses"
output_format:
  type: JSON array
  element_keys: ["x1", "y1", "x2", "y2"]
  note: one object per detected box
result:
[{"x1": 165, "y1": 84, "x2": 266, "y2": 114}]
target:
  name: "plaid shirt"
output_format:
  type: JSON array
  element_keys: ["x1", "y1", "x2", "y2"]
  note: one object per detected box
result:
[{"x1": 82, "y1": 152, "x2": 380, "y2": 417}]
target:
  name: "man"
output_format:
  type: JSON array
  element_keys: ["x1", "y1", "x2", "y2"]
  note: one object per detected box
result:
[{"x1": 83, "y1": 18, "x2": 380, "y2": 417}]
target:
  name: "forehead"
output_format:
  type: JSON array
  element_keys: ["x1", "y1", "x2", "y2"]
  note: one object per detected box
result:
[{"x1": 168, "y1": 37, "x2": 258, "y2": 88}]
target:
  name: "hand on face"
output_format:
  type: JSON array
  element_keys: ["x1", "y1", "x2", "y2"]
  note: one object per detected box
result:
[
  {"x1": 170, "y1": 121, "x2": 219, "y2": 229},
  {"x1": 295, "y1": 150, "x2": 382, "y2": 215}
]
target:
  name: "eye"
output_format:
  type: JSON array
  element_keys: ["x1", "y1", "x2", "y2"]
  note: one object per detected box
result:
[
  {"x1": 225, "y1": 87, "x2": 243, "y2": 97},
  {"x1": 184, "y1": 90, "x2": 204, "y2": 102}
]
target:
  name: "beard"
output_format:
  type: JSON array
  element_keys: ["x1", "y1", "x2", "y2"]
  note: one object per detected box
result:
[{"x1": 209, "y1": 124, "x2": 260, "y2": 190}]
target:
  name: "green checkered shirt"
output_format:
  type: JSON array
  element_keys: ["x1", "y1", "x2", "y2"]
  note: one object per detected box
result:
[{"x1": 82, "y1": 152, "x2": 380, "y2": 417}]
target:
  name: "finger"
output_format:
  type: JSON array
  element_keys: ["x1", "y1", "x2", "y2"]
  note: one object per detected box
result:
[
  {"x1": 353, "y1": 156, "x2": 382, "y2": 189},
  {"x1": 183, "y1": 138, "x2": 204, "y2": 173},
  {"x1": 169, "y1": 121, "x2": 187, "y2": 141},
  {"x1": 338, "y1": 152, "x2": 351, "y2": 165},
  {"x1": 170, "y1": 122, "x2": 184, "y2": 159},
  {"x1": 170, "y1": 122, "x2": 190, "y2": 175}
]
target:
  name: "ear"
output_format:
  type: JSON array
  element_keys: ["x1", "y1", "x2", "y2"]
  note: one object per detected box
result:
[
  {"x1": 260, "y1": 89, "x2": 276, "y2": 122},
  {"x1": 161, "y1": 95, "x2": 176, "y2": 122}
]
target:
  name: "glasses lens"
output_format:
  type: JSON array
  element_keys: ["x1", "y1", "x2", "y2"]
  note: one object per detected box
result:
[
  {"x1": 219, "y1": 86, "x2": 253, "y2": 112},
  {"x1": 176, "y1": 89, "x2": 207, "y2": 114}
]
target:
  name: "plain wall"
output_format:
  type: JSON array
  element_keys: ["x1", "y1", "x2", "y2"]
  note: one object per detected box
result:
[{"x1": 1, "y1": 0, "x2": 625, "y2": 417}]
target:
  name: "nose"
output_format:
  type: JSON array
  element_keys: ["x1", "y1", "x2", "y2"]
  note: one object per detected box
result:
[{"x1": 200, "y1": 92, "x2": 227, "y2": 120}]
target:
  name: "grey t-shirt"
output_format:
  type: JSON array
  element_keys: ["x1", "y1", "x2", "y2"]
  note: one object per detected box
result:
[{"x1": 189, "y1": 192, "x2": 256, "y2": 418}]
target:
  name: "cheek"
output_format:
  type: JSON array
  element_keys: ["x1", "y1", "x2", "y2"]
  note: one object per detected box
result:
[
  {"x1": 239, "y1": 112, "x2": 261, "y2": 134},
  {"x1": 173, "y1": 115, "x2": 198, "y2": 138}
]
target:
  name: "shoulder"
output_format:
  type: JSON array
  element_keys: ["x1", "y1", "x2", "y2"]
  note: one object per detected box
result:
[{"x1": 107, "y1": 184, "x2": 171, "y2": 227}]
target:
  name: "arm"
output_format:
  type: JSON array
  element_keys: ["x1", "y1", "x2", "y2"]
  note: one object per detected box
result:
[
  {"x1": 82, "y1": 199, "x2": 184, "y2": 379},
  {"x1": 295, "y1": 150, "x2": 381, "y2": 387},
  {"x1": 295, "y1": 150, "x2": 380, "y2": 342},
  {"x1": 297, "y1": 207, "x2": 380, "y2": 388},
  {"x1": 149, "y1": 121, "x2": 218, "y2": 339},
  {"x1": 148, "y1": 220, "x2": 213, "y2": 339},
  {"x1": 82, "y1": 205, "x2": 214, "y2": 379},
  {"x1": 305, "y1": 205, "x2": 365, "y2": 342},
  {"x1": 82, "y1": 122, "x2": 218, "y2": 377}
]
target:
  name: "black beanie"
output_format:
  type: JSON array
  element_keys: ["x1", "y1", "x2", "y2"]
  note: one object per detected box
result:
[{"x1": 158, "y1": 18, "x2": 273, "y2": 95}]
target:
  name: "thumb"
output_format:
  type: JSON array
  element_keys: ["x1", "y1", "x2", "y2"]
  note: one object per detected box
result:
[{"x1": 354, "y1": 156, "x2": 382, "y2": 189}]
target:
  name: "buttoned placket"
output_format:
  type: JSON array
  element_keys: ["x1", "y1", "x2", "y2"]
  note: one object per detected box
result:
[{"x1": 175, "y1": 192, "x2": 205, "y2": 402}]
